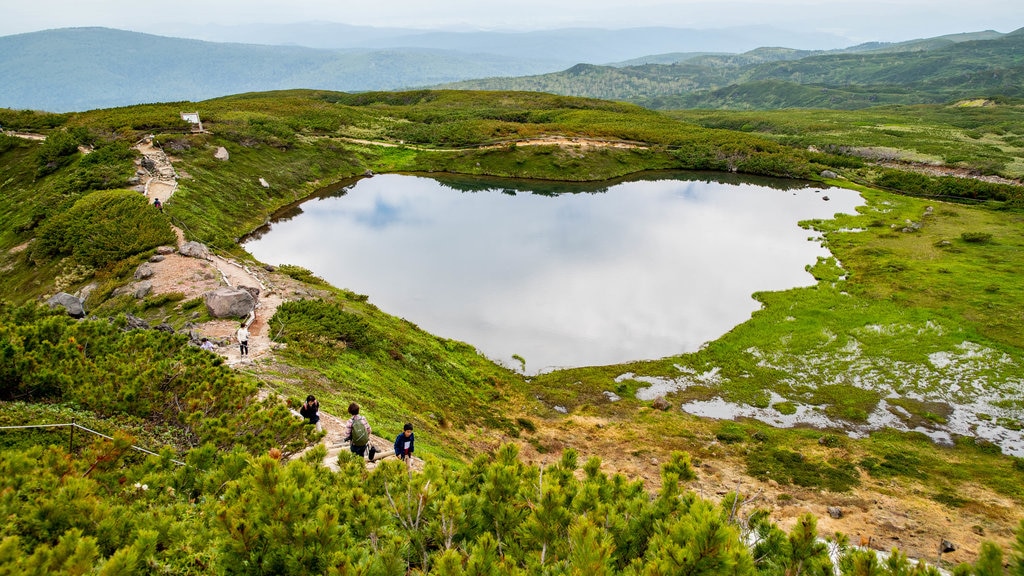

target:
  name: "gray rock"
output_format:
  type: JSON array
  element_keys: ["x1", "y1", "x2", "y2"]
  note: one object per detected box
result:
[
  {"x1": 603, "y1": 391, "x2": 621, "y2": 402},
  {"x1": 133, "y1": 281, "x2": 153, "y2": 299},
  {"x1": 76, "y1": 282, "x2": 98, "y2": 302},
  {"x1": 820, "y1": 170, "x2": 838, "y2": 179},
  {"x1": 123, "y1": 314, "x2": 150, "y2": 330},
  {"x1": 155, "y1": 246, "x2": 176, "y2": 255},
  {"x1": 239, "y1": 285, "x2": 261, "y2": 305},
  {"x1": 363, "y1": 169, "x2": 374, "y2": 177},
  {"x1": 553, "y1": 405, "x2": 568, "y2": 414},
  {"x1": 47, "y1": 292, "x2": 85, "y2": 318},
  {"x1": 259, "y1": 177, "x2": 270, "y2": 188},
  {"x1": 134, "y1": 263, "x2": 155, "y2": 280},
  {"x1": 652, "y1": 396, "x2": 671, "y2": 411},
  {"x1": 205, "y1": 287, "x2": 256, "y2": 318},
  {"x1": 827, "y1": 506, "x2": 843, "y2": 519},
  {"x1": 149, "y1": 254, "x2": 166, "y2": 263},
  {"x1": 940, "y1": 540, "x2": 956, "y2": 553},
  {"x1": 179, "y1": 241, "x2": 210, "y2": 260},
  {"x1": 140, "y1": 156, "x2": 157, "y2": 172},
  {"x1": 155, "y1": 323, "x2": 176, "y2": 333},
  {"x1": 214, "y1": 146, "x2": 229, "y2": 161}
]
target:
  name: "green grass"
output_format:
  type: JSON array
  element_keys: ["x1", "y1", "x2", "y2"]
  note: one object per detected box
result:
[{"x1": 2, "y1": 88, "x2": 1024, "y2": 519}]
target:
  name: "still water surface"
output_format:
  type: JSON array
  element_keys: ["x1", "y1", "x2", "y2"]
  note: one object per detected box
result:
[{"x1": 244, "y1": 172, "x2": 862, "y2": 373}]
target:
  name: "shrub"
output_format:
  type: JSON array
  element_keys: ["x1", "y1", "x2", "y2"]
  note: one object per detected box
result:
[
  {"x1": 271, "y1": 299, "x2": 371, "y2": 351},
  {"x1": 715, "y1": 422, "x2": 747, "y2": 444},
  {"x1": 961, "y1": 232, "x2": 993, "y2": 244},
  {"x1": 33, "y1": 189, "x2": 176, "y2": 268}
]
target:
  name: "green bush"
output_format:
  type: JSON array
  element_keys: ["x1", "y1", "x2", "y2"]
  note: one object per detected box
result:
[
  {"x1": 747, "y1": 448, "x2": 860, "y2": 491},
  {"x1": 271, "y1": 299, "x2": 372, "y2": 351},
  {"x1": 961, "y1": 232, "x2": 993, "y2": 244},
  {"x1": 32, "y1": 189, "x2": 176, "y2": 268}
]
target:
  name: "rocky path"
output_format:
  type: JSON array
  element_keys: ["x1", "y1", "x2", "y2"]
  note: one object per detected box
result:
[{"x1": 135, "y1": 137, "x2": 424, "y2": 473}]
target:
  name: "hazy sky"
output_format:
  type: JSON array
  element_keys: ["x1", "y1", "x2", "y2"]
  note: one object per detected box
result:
[{"x1": 1, "y1": 0, "x2": 1020, "y2": 44}]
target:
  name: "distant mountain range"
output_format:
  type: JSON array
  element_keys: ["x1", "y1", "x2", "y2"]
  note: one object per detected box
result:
[
  {"x1": 1, "y1": 26, "x2": 1021, "y2": 113},
  {"x1": 444, "y1": 29, "x2": 1024, "y2": 109}
]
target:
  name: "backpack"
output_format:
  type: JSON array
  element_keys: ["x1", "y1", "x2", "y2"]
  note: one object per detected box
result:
[{"x1": 351, "y1": 416, "x2": 369, "y2": 446}]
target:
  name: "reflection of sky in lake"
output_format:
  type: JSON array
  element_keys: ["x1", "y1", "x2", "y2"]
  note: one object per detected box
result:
[{"x1": 244, "y1": 174, "x2": 862, "y2": 373}]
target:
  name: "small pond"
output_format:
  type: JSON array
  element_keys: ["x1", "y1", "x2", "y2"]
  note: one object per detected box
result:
[{"x1": 244, "y1": 171, "x2": 862, "y2": 373}]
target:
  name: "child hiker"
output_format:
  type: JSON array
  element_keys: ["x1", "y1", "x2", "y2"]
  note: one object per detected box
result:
[
  {"x1": 394, "y1": 423, "x2": 415, "y2": 461},
  {"x1": 343, "y1": 403, "x2": 376, "y2": 460}
]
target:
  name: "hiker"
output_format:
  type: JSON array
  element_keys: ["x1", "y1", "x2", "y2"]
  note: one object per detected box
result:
[
  {"x1": 299, "y1": 395, "x2": 321, "y2": 431},
  {"x1": 153, "y1": 197, "x2": 162, "y2": 211},
  {"x1": 394, "y1": 423, "x2": 415, "y2": 462},
  {"x1": 343, "y1": 403, "x2": 376, "y2": 460},
  {"x1": 236, "y1": 322, "x2": 249, "y2": 357},
  {"x1": 200, "y1": 337, "x2": 215, "y2": 352}
]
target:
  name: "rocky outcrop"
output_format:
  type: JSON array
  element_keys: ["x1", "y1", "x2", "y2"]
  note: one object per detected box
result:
[
  {"x1": 47, "y1": 292, "x2": 85, "y2": 318},
  {"x1": 133, "y1": 281, "x2": 153, "y2": 299},
  {"x1": 123, "y1": 314, "x2": 150, "y2": 331},
  {"x1": 179, "y1": 241, "x2": 210, "y2": 260},
  {"x1": 205, "y1": 287, "x2": 256, "y2": 318}
]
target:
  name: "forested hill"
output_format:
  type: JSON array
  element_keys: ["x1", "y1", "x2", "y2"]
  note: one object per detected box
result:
[
  {"x1": 0, "y1": 27, "x2": 560, "y2": 112},
  {"x1": 443, "y1": 28, "x2": 1024, "y2": 109}
]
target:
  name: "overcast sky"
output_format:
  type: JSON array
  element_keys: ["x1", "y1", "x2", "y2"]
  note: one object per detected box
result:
[{"x1": 2, "y1": 0, "x2": 1021, "y2": 44}]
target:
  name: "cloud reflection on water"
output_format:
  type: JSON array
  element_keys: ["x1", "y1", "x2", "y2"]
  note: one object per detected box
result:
[{"x1": 244, "y1": 172, "x2": 862, "y2": 373}]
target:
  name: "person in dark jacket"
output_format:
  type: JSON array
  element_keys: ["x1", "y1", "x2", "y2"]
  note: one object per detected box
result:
[
  {"x1": 394, "y1": 423, "x2": 415, "y2": 461},
  {"x1": 299, "y1": 395, "x2": 320, "y2": 431}
]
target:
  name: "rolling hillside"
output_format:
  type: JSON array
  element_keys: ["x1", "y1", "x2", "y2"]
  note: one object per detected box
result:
[
  {"x1": 0, "y1": 27, "x2": 561, "y2": 112},
  {"x1": 445, "y1": 28, "x2": 1024, "y2": 109}
]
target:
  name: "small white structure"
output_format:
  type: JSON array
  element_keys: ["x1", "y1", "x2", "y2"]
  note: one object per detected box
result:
[{"x1": 180, "y1": 112, "x2": 203, "y2": 132}]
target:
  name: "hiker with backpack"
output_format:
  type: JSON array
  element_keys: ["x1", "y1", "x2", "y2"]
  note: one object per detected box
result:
[{"x1": 343, "y1": 402, "x2": 376, "y2": 460}]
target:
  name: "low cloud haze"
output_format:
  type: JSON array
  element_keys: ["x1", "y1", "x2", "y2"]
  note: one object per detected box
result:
[{"x1": 3, "y1": 0, "x2": 1020, "y2": 46}]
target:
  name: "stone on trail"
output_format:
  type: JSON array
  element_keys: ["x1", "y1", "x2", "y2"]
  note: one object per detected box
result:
[
  {"x1": 205, "y1": 287, "x2": 256, "y2": 318},
  {"x1": 134, "y1": 263, "x2": 155, "y2": 280},
  {"x1": 179, "y1": 241, "x2": 210, "y2": 260},
  {"x1": 133, "y1": 281, "x2": 153, "y2": 299}
]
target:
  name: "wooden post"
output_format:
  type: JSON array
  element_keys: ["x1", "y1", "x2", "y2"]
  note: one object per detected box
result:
[{"x1": 69, "y1": 420, "x2": 75, "y2": 453}]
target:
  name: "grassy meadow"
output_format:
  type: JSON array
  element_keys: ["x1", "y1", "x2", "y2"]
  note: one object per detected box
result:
[{"x1": 2, "y1": 90, "x2": 1024, "y2": 564}]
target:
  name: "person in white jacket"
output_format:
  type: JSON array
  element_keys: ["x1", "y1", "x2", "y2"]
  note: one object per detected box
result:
[{"x1": 236, "y1": 323, "x2": 250, "y2": 357}]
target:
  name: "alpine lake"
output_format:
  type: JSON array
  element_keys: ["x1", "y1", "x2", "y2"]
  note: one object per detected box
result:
[{"x1": 244, "y1": 171, "x2": 862, "y2": 374}]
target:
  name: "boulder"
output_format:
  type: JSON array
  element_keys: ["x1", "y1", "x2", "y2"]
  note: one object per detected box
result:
[
  {"x1": 155, "y1": 246, "x2": 176, "y2": 255},
  {"x1": 140, "y1": 156, "x2": 157, "y2": 172},
  {"x1": 239, "y1": 285, "x2": 261, "y2": 305},
  {"x1": 134, "y1": 263, "x2": 155, "y2": 280},
  {"x1": 820, "y1": 170, "x2": 838, "y2": 179},
  {"x1": 652, "y1": 396, "x2": 671, "y2": 411},
  {"x1": 214, "y1": 146, "x2": 229, "y2": 161},
  {"x1": 123, "y1": 314, "x2": 150, "y2": 331},
  {"x1": 827, "y1": 506, "x2": 843, "y2": 519},
  {"x1": 133, "y1": 281, "x2": 153, "y2": 299},
  {"x1": 149, "y1": 254, "x2": 166, "y2": 263},
  {"x1": 47, "y1": 292, "x2": 85, "y2": 318},
  {"x1": 179, "y1": 241, "x2": 210, "y2": 260},
  {"x1": 205, "y1": 287, "x2": 256, "y2": 318}
]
